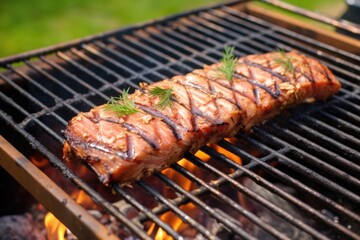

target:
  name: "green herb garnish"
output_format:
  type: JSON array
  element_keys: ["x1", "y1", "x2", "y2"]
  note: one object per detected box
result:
[
  {"x1": 218, "y1": 46, "x2": 238, "y2": 82},
  {"x1": 274, "y1": 49, "x2": 294, "y2": 74},
  {"x1": 149, "y1": 86, "x2": 174, "y2": 110},
  {"x1": 105, "y1": 88, "x2": 138, "y2": 116}
]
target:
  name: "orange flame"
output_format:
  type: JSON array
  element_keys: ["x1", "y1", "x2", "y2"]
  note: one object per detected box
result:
[
  {"x1": 30, "y1": 155, "x2": 49, "y2": 168},
  {"x1": 45, "y1": 190, "x2": 94, "y2": 240},
  {"x1": 213, "y1": 137, "x2": 242, "y2": 167},
  {"x1": 148, "y1": 143, "x2": 242, "y2": 239},
  {"x1": 45, "y1": 213, "x2": 66, "y2": 240},
  {"x1": 147, "y1": 157, "x2": 198, "y2": 239}
]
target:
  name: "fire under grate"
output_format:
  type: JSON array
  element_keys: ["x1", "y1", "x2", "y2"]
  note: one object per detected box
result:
[{"x1": 0, "y1": 0, "x2": 359, "y2": 239}]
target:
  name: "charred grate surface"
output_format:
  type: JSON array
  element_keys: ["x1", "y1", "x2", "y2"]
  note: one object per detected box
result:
[{"x1": 0, "y1": 1, "x2": 359, "y2": 239}]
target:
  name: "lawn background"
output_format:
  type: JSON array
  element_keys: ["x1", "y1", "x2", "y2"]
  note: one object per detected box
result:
[{"x1": 0, "y1": 0, "x2": 345, "y2": 58}]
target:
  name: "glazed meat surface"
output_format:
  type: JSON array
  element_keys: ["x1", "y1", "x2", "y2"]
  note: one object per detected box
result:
[{"x1": 63, "y1": 51, "x2": 341, "y2": 185}]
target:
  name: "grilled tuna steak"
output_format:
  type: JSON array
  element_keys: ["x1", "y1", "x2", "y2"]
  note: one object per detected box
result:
[{"x1": 63, "y1": 51, "x2": 341, "y2": 185}]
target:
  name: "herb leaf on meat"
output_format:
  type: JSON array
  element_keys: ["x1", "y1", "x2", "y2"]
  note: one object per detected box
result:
[
  {"x1": 105, "y1": 88, "x2": 139, "y2": 116},
  {"x1": 274, "y1": 49, "x2": 295, "y2": 74},
  {"x1": 218, "y1": 46, "x2": 238, "y2": 82},
  {"x1": 149, "y1": 86, "x2": 174, "y2": 110}
]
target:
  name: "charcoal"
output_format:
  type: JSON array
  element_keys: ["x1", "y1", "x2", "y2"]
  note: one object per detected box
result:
[{"x1": 0, "y1": 214, "x2": 45, "y2": 240}]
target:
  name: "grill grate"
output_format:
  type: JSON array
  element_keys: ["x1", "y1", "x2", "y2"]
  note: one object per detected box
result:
[{"x1": 0, "y1": 0, "x2": 359, "y2": 239}]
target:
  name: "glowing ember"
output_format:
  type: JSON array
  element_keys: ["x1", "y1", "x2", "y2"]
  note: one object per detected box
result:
[{"x1": 30, "y1": 155, "x2": 49, "y2": 168}]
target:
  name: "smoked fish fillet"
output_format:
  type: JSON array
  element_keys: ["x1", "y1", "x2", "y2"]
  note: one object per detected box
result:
[{"x1": 63, "y1": 51, "x2": 341, "y2": 185}]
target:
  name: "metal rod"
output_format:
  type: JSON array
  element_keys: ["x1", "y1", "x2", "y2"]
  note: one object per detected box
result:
[
  {"x1": 137, "y1": 180, "x2": 220, "y2": 240},
  {"x1": 261, "y1": 0, "x2": 360, "y2": 34}
]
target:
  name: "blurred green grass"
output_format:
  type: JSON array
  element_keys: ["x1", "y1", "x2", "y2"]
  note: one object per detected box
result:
[{"x1": 0, "y1": 0, "x2": 345, "y2": 58}]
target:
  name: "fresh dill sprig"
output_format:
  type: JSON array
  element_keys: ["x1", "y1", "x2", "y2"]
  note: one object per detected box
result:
[
  {"x1": 274, "y1": 49, "x2": 294, "y2": 74},
  {"x1": 149, "y1": 86, "x2": 174, "y2": 110},
  {"x1": 104, "y1": 88, "x2": 138, "y2": 116},
  {"x1": 218, "y1": 46, "x2": 238, "y2": 82}
]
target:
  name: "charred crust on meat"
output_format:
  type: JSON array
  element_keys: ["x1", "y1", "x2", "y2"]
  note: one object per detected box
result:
[
  {"x1": 139, "y1": 105, "x2": 183, "y2": 140},
  {"x1": 63, "y1": 51, "x2": 341, "y2": 184},
  {"x1": 125, "y1": 134, "x2": 135, "y2": 160},
  {"x1": 243, "y1": 59, "x2": 290, "y2": 82}
]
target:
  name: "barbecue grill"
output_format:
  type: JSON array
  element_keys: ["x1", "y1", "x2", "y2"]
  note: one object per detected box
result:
[{"x1": 0, "y1": 0, "x2": 359, "y2": 239}]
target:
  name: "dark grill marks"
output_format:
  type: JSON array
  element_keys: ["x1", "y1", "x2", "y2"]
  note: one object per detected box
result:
[
  {"x1": 173, "y1": 80, "x2": 231, "y2": 128},
  {"x1": 188, "y1": 73, "x2": 242, "y2": 110},
  {"x1": 184, "y1": 85, "x2": 199, "y2": 131},
  {"x1": 122, "y1": 122, "x2": 160, "y2": 149},
  {"x1": 78, "y1": 52, "x2": 322, "y2": 162},
  {"x1": 75, "y1": 114, "x2": 130, "y2": 159},
  {"x1": 294, "y1": 67, "x2": 313, "y2": 82},
  {"x1": 207, "y1": 76, "x2": 257, "y2": 105},
  {"x1": 204, "y1": 77, "x2": 221, "y2": 119},
  {"x1": 93, "y1": 117, "x2": 160, "y2": 149},
  {"x1": 243, "y1": 59, "x2": 290, "y2": 83},
  {"x1": 234, "y1": 73, "x2": 281, "y2": 98},
  {"x1": 321, "y1": 64, "x2": 333, "y2": 82},
  {"x1": 243, "y1": 60, "x2": 260, "y2": 105},
  {"x1": 274, "y1": 81, "x2": 281, "y2": 96},
  {"x1": 302, "y1": 55, "x2": 316, "y2": 83},
  {"x1": 126, "y1": 134, "x2": 135, "y2": 160},
  {"x1": 172, "y1": 81, "x2": 202, "y2": 131},
  {"x1": 265, "y1": 56, "x2": 283, "y2": 96},
  {"x1": 139, "y1": 105, "x2": 183, "y2": 140},
  {"x1": 253, "y1": 88, "x2": 260, "y2": 105},
  {"x1": 87, "y1": 142, "x2": 128, "y2": 159},
  {"x1": 229, "y1": 78, "x2": 243, "y2": 111}
]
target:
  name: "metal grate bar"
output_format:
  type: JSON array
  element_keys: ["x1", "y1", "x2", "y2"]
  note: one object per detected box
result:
[
  {"x1": 39, "y1": 56, "x2": 109, "y2": 101},
  {"x1": 189, "y1": 9, "x2": 360, "y2": 82},
  {"x1": 0, "y1": 1, "x2": 359, "y2": 239},
  {"x1": 248, "y1": 129, "x2": 359, "y2": 211},
  {"x1": 81, "y1": 42, "x2": 168, "y2": 85},
  {"x1": 134, "y1": 153, "x2": 278, "y2": 222},
  {"x1": 5, "y1": 68, "x2": 76, "y2": 127},
  {"x1": 55, "y1": 51, "x2": 122, "y2": 94},
  {"x1": 319, "y1": 111, "x2": 360, "y2": 139},
  {"x1": 246, "y1": 128, "x2": 360, "y2": 205},
  {"x1": 154, "y1": 171, "x2": 261, "y2": 240},
  {"x1": 70, "y1": 48, "x2": 125, "y2": 83},
  {"x1": 275, "y1": 109, "x2": 360, "y2": 167},
  {"x1": 301, "y1": 115, "x2": 360, "y2": 156},
  {"x1": 215, "y1": 7, "x2": 360, "y2": 64},
  {"x1": 204, "y1": 8, "x2": 360, "y2": 80},
  {"x1": 153, "y1": 10, "x2": 358, "y2": 98},
  {"x1": 207, "y1": 10, "x2": 360, "y2": 78},
  {"x1": 138, "y1": 180, "x2": 222, "y2": 240},
  {"x1": 78, "y1": 40, "x2": 182, "y2": 90},
  {"x1": 106, "y1": 38, "x2": 181, "y2": 79},
  {"x1": 202, "y1": 145, "x2": 360, "y2": 239},
  {"x1": 288, "y1": 118, "x2": 360, "y2": 166},
  {"x1": 166, "y1": 163, "x2": 291, "y2": 240},
  {"x1": 222, "y1": 6, "x2": 360, "y2": 62},
  {"x1": 330, "y1": 104, "x2": 360, "y2": 124},
  {"x1": 0, "y1": 109, "x2": 150, "y2": 239},
  {"x1": 111, "y1": 184, "x2": 181, "y2": 240},
  {"x1": 185, "y1": 153, "x2": 333, "y2": 240},
  {"x1": 217, "y1": 139, "x2": 360, "y2": 225},
  {"x1": 0, "y1": 74, "x2": 66, "y2": 144},
  {"x1": 80, "y1": 43, "x2": 170, "y2": 87},
  {"x1": 23, "y1": 60, "x2": 96, "y2": 109}
]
